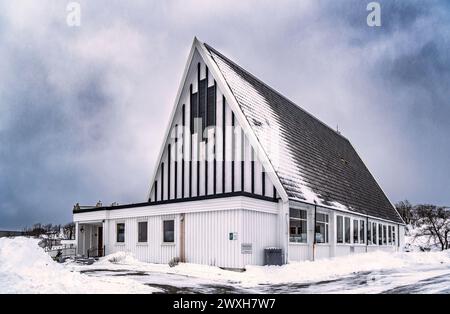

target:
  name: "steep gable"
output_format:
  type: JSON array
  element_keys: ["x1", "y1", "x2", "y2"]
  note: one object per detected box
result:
[{"x1": 147, "y1": 42, "x2": 279, "y2": 203}]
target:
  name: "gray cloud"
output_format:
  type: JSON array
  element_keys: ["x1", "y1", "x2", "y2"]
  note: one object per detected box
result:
[{"x1": 1, "y1": 0, "x2": 449, "y2": 229}]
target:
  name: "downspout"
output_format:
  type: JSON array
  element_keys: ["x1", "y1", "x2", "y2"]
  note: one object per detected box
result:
[
  {"x1": 313, "y1": 201, "x2": 317, "y2": 261},
  {"x1": 397, "y1": 223, "x2": 400, "y2": 250}
]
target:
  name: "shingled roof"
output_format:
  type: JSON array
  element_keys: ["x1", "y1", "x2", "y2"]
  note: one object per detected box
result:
[{"x1": 204, "y1": 43, "x2": 403, "y2": 224}]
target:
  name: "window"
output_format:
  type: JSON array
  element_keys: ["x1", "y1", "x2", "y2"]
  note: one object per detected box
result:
[
  {"x1": 116, "y1": 223, "x2": 125, "y2": 243},
  {"x1": 315, "y1": 213, "x2": 329, "y2": 243},
  {"x1": 378, "y1": 224, "x2": 383, "y2": 245},
  {"x1": 138, "y1": 221, "x2": 148, "y2": 243},
  {"x1": 207, "y1": 85, "x2": 216, "y2": 127},
  {"x1": 383, "y1": 225, "x2": 387, "y2": 245},
  {"x1": 344, "y1": 217, "x2": 351, "y2": 244},
  {"x1": 388, "y1": 226, "x2": 392, "y2": 245},
  {"x1": 367, "y1": 221, "x2": 372, "y2": 245},
  {"x1": 163, "y1": 220, "x2": 175, "y2": 243},
  {"x1": 353, "y1": 220, "x2": 359, "y2": 243},
  {"x1": 360, "y1": 220, "x2": 365, "y2": 244},
  {"x1": 198, "y1": 79, "x2": 207, "y2": 137},
  {"x1": 392, "y1": 226, "x2": 396, "y2": 246},
  {"x1": 290, "y1": 208, "x2": 307, "y2": 243},
  {"x1": 372, "y1": 222, "x2": 377, "y2": 245},
  {"x1": 337, "y1": 215, "x2": 343, "y2": 243}
]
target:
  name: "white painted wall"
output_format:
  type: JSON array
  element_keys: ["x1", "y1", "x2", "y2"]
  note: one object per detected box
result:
[{"x1": 74, "y1": 196, "x2": 279, "y2": 268}]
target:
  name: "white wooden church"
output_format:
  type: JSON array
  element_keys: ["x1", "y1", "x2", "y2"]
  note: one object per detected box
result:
[{"x1": 73, "y1": 38, "x2": 405, "y2": 268}]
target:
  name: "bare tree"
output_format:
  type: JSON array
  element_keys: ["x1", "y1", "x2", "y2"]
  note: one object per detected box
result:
[
  {"x1": 412, "y1": 204, "x2": 450, "y2": 251},
  {"x1": 395, "y1": 200, "x2": 414, "y2": 225}
]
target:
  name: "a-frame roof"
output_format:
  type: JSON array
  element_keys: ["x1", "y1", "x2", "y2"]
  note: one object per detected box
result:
[{"x1": 201, "y1": 41, "x2": 403, "y2": 224}]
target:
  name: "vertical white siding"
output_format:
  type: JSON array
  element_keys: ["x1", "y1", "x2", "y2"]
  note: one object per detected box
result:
[
  {"x1": 240, "y1": 210, "x2": 278, "y2": 266},
  {"x1": 184, "y1": 209, "x2": 242, "y2": 268},
  {"x1": 106, "y1": 215, "x2": 180, "y2": 264},
  {"x1": 288, "y1": 245, "x2": 310, "y2": 261}
]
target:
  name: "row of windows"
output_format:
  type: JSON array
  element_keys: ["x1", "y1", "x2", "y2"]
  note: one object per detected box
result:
[
  {"x1": 289, "y1": 209, "x2": 329, "y2": 244},
  {"x1": 289, "y1": 209, "x2": 397, "y2": 246},
  {"x1": 116, "y1": 220, "x2": 175, "y2": 244}
]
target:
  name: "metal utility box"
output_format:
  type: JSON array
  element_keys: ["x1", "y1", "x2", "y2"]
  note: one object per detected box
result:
[{"x1": 264, "y1": 248, "x2": 283, "y2": 266}]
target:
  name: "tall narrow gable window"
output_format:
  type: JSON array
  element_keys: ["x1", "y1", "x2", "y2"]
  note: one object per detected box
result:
[
  {"x1": 198, "y1": 79, "x2": 207, "y2": 137},
  {"x1": 207, "y1": 84, "x2": 216, "y2": 127}
]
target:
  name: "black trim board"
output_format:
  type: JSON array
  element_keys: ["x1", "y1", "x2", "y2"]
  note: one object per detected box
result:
[{"x1": 73, "y1": 191, "x2": 279, "y2": 214}]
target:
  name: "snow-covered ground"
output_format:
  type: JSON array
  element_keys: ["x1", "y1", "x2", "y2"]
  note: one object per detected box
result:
[
  {"x1": 1, "y1": 237, "x2": 450, "y2": 294},
  {"x1": 0, "y1": 237, "x2": 159, "y2": 294}
]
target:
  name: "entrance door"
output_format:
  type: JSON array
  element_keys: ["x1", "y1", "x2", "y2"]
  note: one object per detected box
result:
[{"x1": 97, "y1": 226, "x2": 103, "y2": 256}]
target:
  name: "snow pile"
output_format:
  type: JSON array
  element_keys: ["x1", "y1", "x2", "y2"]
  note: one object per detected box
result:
[
  {"x1": 75, "y1": 249, "x2": 450, "y2": 288},
  {"x1": 404, "y1": 225, "x2": 442, "y2": 252},
  {"x1": 0, "y1": 237, "x2": 159, "y2": 294}
]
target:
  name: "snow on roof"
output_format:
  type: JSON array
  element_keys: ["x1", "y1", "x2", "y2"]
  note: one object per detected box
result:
[{"x1": 203, "y1": 42, "x2": 403, "y2": 224}]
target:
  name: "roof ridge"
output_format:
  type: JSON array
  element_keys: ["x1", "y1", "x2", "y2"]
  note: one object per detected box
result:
[{"x1": 203, "y1": 42, "x2": 348, "y2": 141}]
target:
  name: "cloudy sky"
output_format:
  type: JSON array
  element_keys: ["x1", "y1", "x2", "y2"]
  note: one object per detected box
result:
[{"x1": 1, "y1": 0, "x2": 449, "y2": 229}]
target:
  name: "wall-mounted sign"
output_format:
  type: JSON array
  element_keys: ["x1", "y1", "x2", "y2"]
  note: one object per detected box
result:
[{"x1": 241, "y1": 243, "x2": 252, "y2": 254}]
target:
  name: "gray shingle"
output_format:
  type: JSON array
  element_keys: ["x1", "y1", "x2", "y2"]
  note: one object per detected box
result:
[{"x1": 204, "y1": 43, "x2": 403, "y2": 224}]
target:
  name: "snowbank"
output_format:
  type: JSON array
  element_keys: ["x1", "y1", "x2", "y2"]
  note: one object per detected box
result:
[{"x1": 0, "y1": 237, "x2": 159, "y2": 294}]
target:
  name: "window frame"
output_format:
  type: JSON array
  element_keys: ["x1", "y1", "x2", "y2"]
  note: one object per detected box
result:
[
  {"x1": 336, "y1": 215, "x2": 344, "y2": 244},
  {"x1": 289, "y1": 208, "x2": 308, "y2": 244},
  {"x1": 162, "y1": 219, "x2": 175, "y2": 244},
  {"x1": 137, "y1": 221, "x2": 148, "y2": 243},
  {"x1": 378, "y1": 223, "x2": 383, "y2": 245},
  {"x1": 367, "y1": 221, "x2": 372, "y2": 245},
  {"x1": 344, "y1": 217, "x2": 351, "y2": 244},
  {"x1": 116, "y1": 222, "x2": 125, "y2": 244},
  {"x1": 360, "y1": 220, "x2": 365, "y2": 244},
  {"x1": 392, "y1": 226, "x2": 396, "y2": 246},
  {"x1": 353, "y1": 219, "x2": 359, "y2": 244},
  {"x1": 372, "y1": 222, "x2": 377, "y2": 246},
  {"x1": 315, "y1": 212, "x2": 329, "y2": 244}
]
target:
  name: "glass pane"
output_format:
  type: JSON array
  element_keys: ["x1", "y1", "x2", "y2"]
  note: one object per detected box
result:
[
  {"x1": 163, "y1": 220, "x2": 174, "y2": 243},
  {"x1": 116, "y1": 223, "x2": 125, "y2": 243},
  {"x1": 360, "y1": 220, "x2": 365, "y2": 244},
  {"x1": 344, "y1": 217, "x2": 351, "y2": 244},
  {"x1": 315, "y1": 222, "x2": 328, "y2": 243},
  {"x1": 289, "y1": 219, "x2": 307, "y2": 243},
  {"x1": 383, "y1": 225, "x2": 387, "y2": 245},
  {"x1": 353, "y1": 220, "x2": 359, "y2": 243},
  {"x1": 373, "y1": 222, "x2": 377, "y2": 245},
  {"x1": 316, "y1": 213, "x2": 328, "y2": 223},
  {"x1": 388, "y1": 226, "x2": 392, "y2": 245},
  {"x1": 138, "y1": 222, "x2": 147, "y2": 242},
  {"x1": 337, "y1": 216, "x2": 343, "y2": 243}
]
